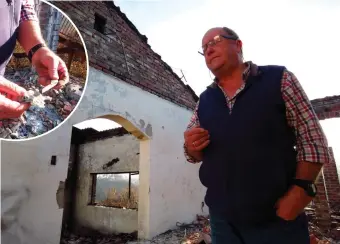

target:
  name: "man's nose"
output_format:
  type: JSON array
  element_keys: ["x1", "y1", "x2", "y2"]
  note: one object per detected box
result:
[{"x1": 205, "y1": 46, "x2": 215, "y2": 57}]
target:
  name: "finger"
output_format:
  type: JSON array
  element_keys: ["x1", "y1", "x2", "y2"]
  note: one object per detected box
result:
[
  {"x1": 57, "y1": 60, "x2": 69, "y2": 87},
  {"x1": 0, "y1": 111, "x2": 22, "y2": 119},
  {"x1": 190, "y1": 133, "x2": 210, "y2": 143},
  {"x1": 185, "y1": 127, "x2": 208, "y2": 137},
  {"x1": 188, "y1": 137, "x2": 210, "y2": 151},
  {"x1": 193, "y1": 135, "x2": 210, "y2": 147},
  {"x1": 0, "y1": 78, "x2": 28, "y2": 98},
  {"x1": 0, "y1": 94, "x2": 30, "y2": 111},
  {"x1": 47, "y1": 55, "x2": 60, "y2": 80},
  {"x1": 194, "y1": 140, "x2": 210, "y2": 151},
  {"x1": 0, "y1": 95, "x2": 30, "y2": 118},
  {"x1": 38, "y1": 76, "x2": 51, "y2": 86},
  {"x1": 189, "y1": 127, "x2": 206, "y2": 134}
]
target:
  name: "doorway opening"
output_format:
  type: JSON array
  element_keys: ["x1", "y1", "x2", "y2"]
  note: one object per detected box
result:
[{"x1": 60, "y1": 115, "x2": 150, "y2": 242}]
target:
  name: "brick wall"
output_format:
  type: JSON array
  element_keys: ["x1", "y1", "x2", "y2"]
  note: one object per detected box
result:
[
  {"x1": 49, "y1": 1, "x2": 198, "y2": 110},
  {"x1": 311, "y1": 96, "x2": 340, "y2": 229},
  {"x1": 311, "y1": 95, "x2": 340, "y2": 120},
  {"x1": 311, "y1": 95, "x2": 340, "y2": 211},
  {"x1": 323, "y1": 147, "x2": 340, "y2": 209},
  {"x1": 314, "y1": 171, "x2": 332, "y2": 231}
]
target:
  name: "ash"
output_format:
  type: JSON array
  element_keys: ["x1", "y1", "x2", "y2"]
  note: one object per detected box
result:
[{"x1": 1, "y1": 68, "x2": 85, "y2": 139}]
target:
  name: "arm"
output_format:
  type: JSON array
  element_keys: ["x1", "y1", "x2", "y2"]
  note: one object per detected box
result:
[
  {"x1": 276, "y1": 69, "x2": 331, "y2": 220},
  {"x1": 18, "y1": 0, "x2": 69, "y2": 87},
  {"x1": 18, "y1": 0, "x2": 45, "y2": 54},
  {"x1": 184, "y1": 101, "x2": 203, "y2": 163},
  {"x1": 282, "y1": 70, "x2": 330, "y2": 181}
]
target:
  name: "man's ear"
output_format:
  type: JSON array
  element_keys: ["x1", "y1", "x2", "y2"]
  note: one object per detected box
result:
[{"x1": 236, "y1": 39, "x2": 243, "y2": 53}]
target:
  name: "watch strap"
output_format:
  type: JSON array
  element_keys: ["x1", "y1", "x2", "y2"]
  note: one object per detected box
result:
[
  {"x1": 292, "y1": 179, "x2": 317, "y2": 197},
  {"x1": 28, "y1": 43, "x2": 46, "y2": 62},
  {"x1": 292, "y1": 179, "x2": 313, "y2": 186}
]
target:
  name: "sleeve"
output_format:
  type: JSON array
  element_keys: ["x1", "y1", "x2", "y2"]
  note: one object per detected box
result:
[
  {"x1": 281, "y1": 69, "x2": 331, "y2": 164},
  {"x1": 184, "y1": 101, "x2": 201, "y2": 163},
  {"x1": 20, "y1": 0, "x2": 38, "y2": 23}
]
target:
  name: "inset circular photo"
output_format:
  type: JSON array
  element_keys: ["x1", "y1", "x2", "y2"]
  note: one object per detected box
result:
[{"x1": 0, "y1": 0, "x2": 88, "y2": 140}]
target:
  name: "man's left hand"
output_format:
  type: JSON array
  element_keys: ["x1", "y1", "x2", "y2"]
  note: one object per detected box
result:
[
  {"x1": 31, "y1": 47, "x2": 69, "y2": 89},
  {"x1": 275, "y1": 185, "x2": 313, "y2": 221}
]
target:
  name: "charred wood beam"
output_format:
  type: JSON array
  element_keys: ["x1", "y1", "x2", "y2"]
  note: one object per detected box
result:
[
  {"x1": 58, "y1": 35, "x2": 83, "y2": 49},
  {"x1": 57, "y1": 47, "x2": 85, "y2": 54},
  {"x1": 12, "y1": 47, "x2": 85, "y2": 61}
]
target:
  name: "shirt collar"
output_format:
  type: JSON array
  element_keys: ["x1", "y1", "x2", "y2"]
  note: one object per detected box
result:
[{"x1": 208, "y1": 61, "x2": 259, "y2": 88}]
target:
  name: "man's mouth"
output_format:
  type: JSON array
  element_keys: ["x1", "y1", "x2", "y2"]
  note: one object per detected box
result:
[{"x1": 209, "y1": 56, "x2": 219, "y2": 63}]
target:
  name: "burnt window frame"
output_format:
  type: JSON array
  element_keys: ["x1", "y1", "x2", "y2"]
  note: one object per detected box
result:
[
  {"x1": 89, "y1": 171, "x2": 139, "y2": 210},
  {"x1": 94, "y1": 13, "x2": 107, "y2": 34}
]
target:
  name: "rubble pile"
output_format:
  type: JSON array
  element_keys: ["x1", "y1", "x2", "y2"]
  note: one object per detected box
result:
[
  {"x1": 60, "y1": 211, "x2": 340, "y2": 244},
  {"x1": 142, "y1": 215, "x2": 211, "y2": 244},
  {"x1": 306, "y1": 207, "x2": 340, "y2": 244},
  {"x1": 0, "y1": 68, "x2": 85, "y2": 139},
  {"x1": 60, "y1": 215, "x2": 210, "y2": 244},
  {"x1": 60, "y1": 230, "x2": 138, "y2": 244}
]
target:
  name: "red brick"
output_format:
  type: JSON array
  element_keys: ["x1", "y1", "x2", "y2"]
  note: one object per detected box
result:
[{"x1": 51, "y1": 1, "x2": 198, "y2": 110}]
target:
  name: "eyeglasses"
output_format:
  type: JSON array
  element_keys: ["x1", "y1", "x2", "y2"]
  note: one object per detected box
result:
[{"x1": 199, "y1": 34, "x2": 238, "y2": 56}]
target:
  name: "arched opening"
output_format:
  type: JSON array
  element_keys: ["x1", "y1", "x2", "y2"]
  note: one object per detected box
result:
[{"x1": 59, "y1": 114, "x2": 150, "y2": 242}]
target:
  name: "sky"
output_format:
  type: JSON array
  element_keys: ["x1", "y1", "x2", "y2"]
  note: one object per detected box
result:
[{"x1": 91, "y1": 0, "x2": 340, "y2": 173}]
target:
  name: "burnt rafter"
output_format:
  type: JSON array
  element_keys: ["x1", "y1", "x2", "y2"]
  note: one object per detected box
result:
[{"x1": 12, "y1": 35, "x2": 86, "y2": 63}]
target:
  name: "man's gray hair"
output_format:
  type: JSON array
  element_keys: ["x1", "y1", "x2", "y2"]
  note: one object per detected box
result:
[{"x1": 223, "y1": 27, "x2": 243, "y2": 58}]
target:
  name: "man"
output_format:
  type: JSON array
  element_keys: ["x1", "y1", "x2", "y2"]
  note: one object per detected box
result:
[
  {"x1": 183, "y1": 27, "x2": 331, "y2": 244},
  {"x1": 0, "y1": 0, "x2": 69, "y2": 119}
]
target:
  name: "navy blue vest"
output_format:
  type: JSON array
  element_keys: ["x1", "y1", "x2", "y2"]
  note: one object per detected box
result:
[{"x1": 198, "y1": 65, "x2": 297, "y2": 226}]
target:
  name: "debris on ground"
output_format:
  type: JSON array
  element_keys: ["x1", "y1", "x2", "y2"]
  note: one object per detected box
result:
[
  {"x1": 60, "y1": 215, "x2": 211, "y2": 244},
  {"x1": 60, "y1": 210, "x2": 340, "y2": 244},
  {"x1": 1, "y1": 67, "x2": 85, "y2": 139},
  {"x1": 306, "y1": 207, "x2": 340, "y2": 244},
  {"x1": 61, "y1": 230, "x2": 138, "y2": 244}
]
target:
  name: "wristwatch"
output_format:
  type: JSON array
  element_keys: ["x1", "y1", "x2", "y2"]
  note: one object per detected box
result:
[
  {"x1": 28, "y1": 43, "x2": 46, "y2": 62},
  {"x1": 292, "y1": 179, "x2": 317, "y2": 197}
]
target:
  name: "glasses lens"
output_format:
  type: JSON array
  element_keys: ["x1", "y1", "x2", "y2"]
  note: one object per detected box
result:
[{"x1": 200, "y1": 35, "x2": 222, "y2": 55}]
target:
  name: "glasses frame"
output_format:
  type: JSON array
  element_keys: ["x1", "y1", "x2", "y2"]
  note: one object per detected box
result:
[{"x1": 198, "y1": 34, "x2": 238, "y2": 56}]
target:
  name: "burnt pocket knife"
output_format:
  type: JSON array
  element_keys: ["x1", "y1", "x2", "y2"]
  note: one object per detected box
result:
[{"x1": 42, "y1": 79, "x2": 59, "y2": 94}]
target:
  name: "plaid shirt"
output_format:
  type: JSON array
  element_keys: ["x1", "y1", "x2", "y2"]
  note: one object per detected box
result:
[
  {"x1": 185, "y1": 61, "x2": 331, "y2": 165},
  {"x1": 20, "y1": 0, "x2": 38, "y2": 23}
]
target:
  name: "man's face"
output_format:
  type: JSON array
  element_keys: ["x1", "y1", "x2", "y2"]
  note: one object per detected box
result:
[{"x1": 201, "y1": 28, "x2": 239, "y2": 73}]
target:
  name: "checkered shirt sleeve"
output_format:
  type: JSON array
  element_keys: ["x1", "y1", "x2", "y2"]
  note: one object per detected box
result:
[
  {"x1": 20, "y1": 0, "x2": 38, "y2": 23},
  {"x1": 282, "y1": 70, "x2": 331, "y2": 164}
]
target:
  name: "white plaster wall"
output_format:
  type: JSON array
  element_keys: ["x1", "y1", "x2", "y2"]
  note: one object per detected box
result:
[
  {"x1": 1, "y1": 67, "x2": 208, "y2": 244},
  {"x1": 78, "y1": 134, "x2": 140, "y2": 172},
  {"x1": 74, "y1": 134, "x2": 139, "y2": 234}
]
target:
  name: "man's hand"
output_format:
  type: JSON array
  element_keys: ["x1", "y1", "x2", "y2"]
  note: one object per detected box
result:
[
  {"x1": 31, "y1": 47, "x2": 69, "y2": 89},
  {"x1": 0, "y1": 78, "x2": 30, "y2": 119},
  {"x1": 184, "y1": 126, "x2": 210, "y2": 152},
  {"x1": 275, "y1": 185, "x2": 313, "y2": 221}
]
